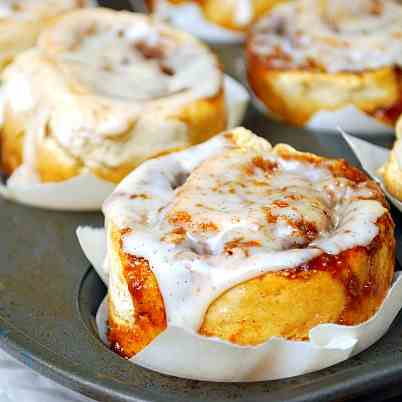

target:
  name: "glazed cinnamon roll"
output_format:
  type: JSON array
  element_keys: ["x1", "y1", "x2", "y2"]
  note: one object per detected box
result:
[
  {"x1": 104, "y1": 127, "x2": 395, "y2": 358},
  {"x1": 147, "y1": 0, "x2": 287, "y2": 34},
  {"x1": 247, "y1": 0, "x2": 402, "y2": 128},
  {"x1": 0, "y1": 0, "x2": 94, "y2": 69},
  {"x1": 1, "y1": 8, "x2": 226, "y2": 185}
]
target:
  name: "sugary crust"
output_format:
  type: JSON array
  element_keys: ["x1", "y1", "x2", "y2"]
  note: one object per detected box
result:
[
  {"x1": 1, "y1": 89, "x2": 226, "y2": 183},
  {"x1": 246, "y1": 43, "x2": 402, "y2": 126},
  {"x1": 107, "y1": 144, "x2": 394, "y2": 357},
  {"x1": 147, "y1": 0, "x2": 287, "y2": 32}
]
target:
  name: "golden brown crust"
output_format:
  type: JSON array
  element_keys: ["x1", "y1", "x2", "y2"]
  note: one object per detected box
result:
[
  {"x1": 107, "y1": 147, "x2": 395, "y2": 357},
  {"x1": 1, "y1": 105, "x2": 25, "y2": 177},
  {"x1": 108, "y1": 226, "x2": 167, "y2": 358},
  {"x1": 246, "y1": 42, "x2": 402, "y2": 126}
]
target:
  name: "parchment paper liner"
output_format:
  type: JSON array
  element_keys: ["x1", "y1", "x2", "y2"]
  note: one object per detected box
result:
[
  {"x1": 251, "y1": 90, "x2": 394, "y2": 135},
  {"x1": 140, "y1": 1, "x2": 244, "y2": 44},
  {"x1": 342, "y1": 133, "x2": 402, "y2": 212},
  {"x1": 77, "y1": 226, "x2": 402, "y2": 382},
  {"x1": 0, "y1": 75, "x2": 249, "y2": 211}
]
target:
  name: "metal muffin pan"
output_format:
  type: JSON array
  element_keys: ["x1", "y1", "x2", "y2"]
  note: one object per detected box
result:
[
  {"x1": 1, "y1": 109, "x2": 402, "y2": 402},
  {"x1": 1, "y1": 1, "x2": 402, "y2": 401}
]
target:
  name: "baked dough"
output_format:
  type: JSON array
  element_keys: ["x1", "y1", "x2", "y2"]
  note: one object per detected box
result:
[
  {"x1": 380, "y1": 117, "x2": 402, "y2": 200},
  {"x1": 1, "y1": 8, "x2": 226, "y2": 183},
  {"x1": 147, "y1": 0, "x2": 287, "y2": 32},
  {"x1": 0, "y1": 0, "x2": 94, "y2": 69},
  {"x1": 246, "y1": 0, "x2": 402, "y2": 127},
  {"x1": 105, "y1": 127, "x2": 395, "y2": 358}
]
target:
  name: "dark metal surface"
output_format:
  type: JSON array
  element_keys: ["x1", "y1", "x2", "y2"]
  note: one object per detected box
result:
[
  {"x1": 1, "y1": 108, "x2": 402, "y2": 402},
  {"x1": 1, "y1": 1, "x2": 402, "y2": 402}
]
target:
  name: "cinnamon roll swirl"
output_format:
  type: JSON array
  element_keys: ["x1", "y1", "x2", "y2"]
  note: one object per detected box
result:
[
  {"x1": 0, "y1": 0, "x2": 94, "y2": 69},
  {"x1": 104, "y1": 127, "x2": 395, "y2": 358},
  {"x1": 1, "y1": 8, "x2": 226, "y2": 185},
  {"x1": 247, "y1": 0, "x2": 402, "y2": 128}
]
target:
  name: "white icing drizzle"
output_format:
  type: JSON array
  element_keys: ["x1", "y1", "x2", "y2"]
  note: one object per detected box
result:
[
  {"x1": 2, "y1": 9, "x2": 222, "y2": 171},
  {"x1": 104, "y1": 129, "x2": 387, "y2": 331},
  {"x1": 249, "y1": 0, "x2": 402, "y2": 72}
]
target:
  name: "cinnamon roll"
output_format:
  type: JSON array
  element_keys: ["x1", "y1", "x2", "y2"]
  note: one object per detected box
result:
[
  {"x1": 146, "y1": 0, "x2": 287, "y2": 39},
  {"x1": 104, "y1": 127, "x2": 395, "y2": 358},
  {"x1": 247, "y1": 0, "x2": 402, "y2": 128},
  {"x1": 1, "y1": 8, "x2": 226, "y2": 186},
  {"x1": 381, "y1": 117, "x2": 402, "y2": 200},
  {"x1": 0, "y1": 0, "x2": 94, "y2": 70}
]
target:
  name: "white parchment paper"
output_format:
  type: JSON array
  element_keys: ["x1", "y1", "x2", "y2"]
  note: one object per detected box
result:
[
  {"x1": 77, "y1": 226, "x2": 402, "y2": 382},
  {"x1": 224, "y1": 75, "x2": 250, "y2": 129},
  {"x1": 342, "y1": 133, "x2": 402, "y2": 212},
  {"x1": 141, "y1": 1, "x2": 244, "y2": 44},
  {"x1": 0, "y1": 166, "x2": 115, "y2": 211},
  {"x1": 0, "y1": 75, "x2": 249, "y2": 211}
]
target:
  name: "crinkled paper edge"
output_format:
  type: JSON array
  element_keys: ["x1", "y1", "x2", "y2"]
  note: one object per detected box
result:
[{"x1": 77, "y1": 226, "x2": 402, "y2": 382}]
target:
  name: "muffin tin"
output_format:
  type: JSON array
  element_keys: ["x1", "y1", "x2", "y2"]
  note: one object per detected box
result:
[{"x1": 1, "y1": 1, "x2": 402, "y2": 401}]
